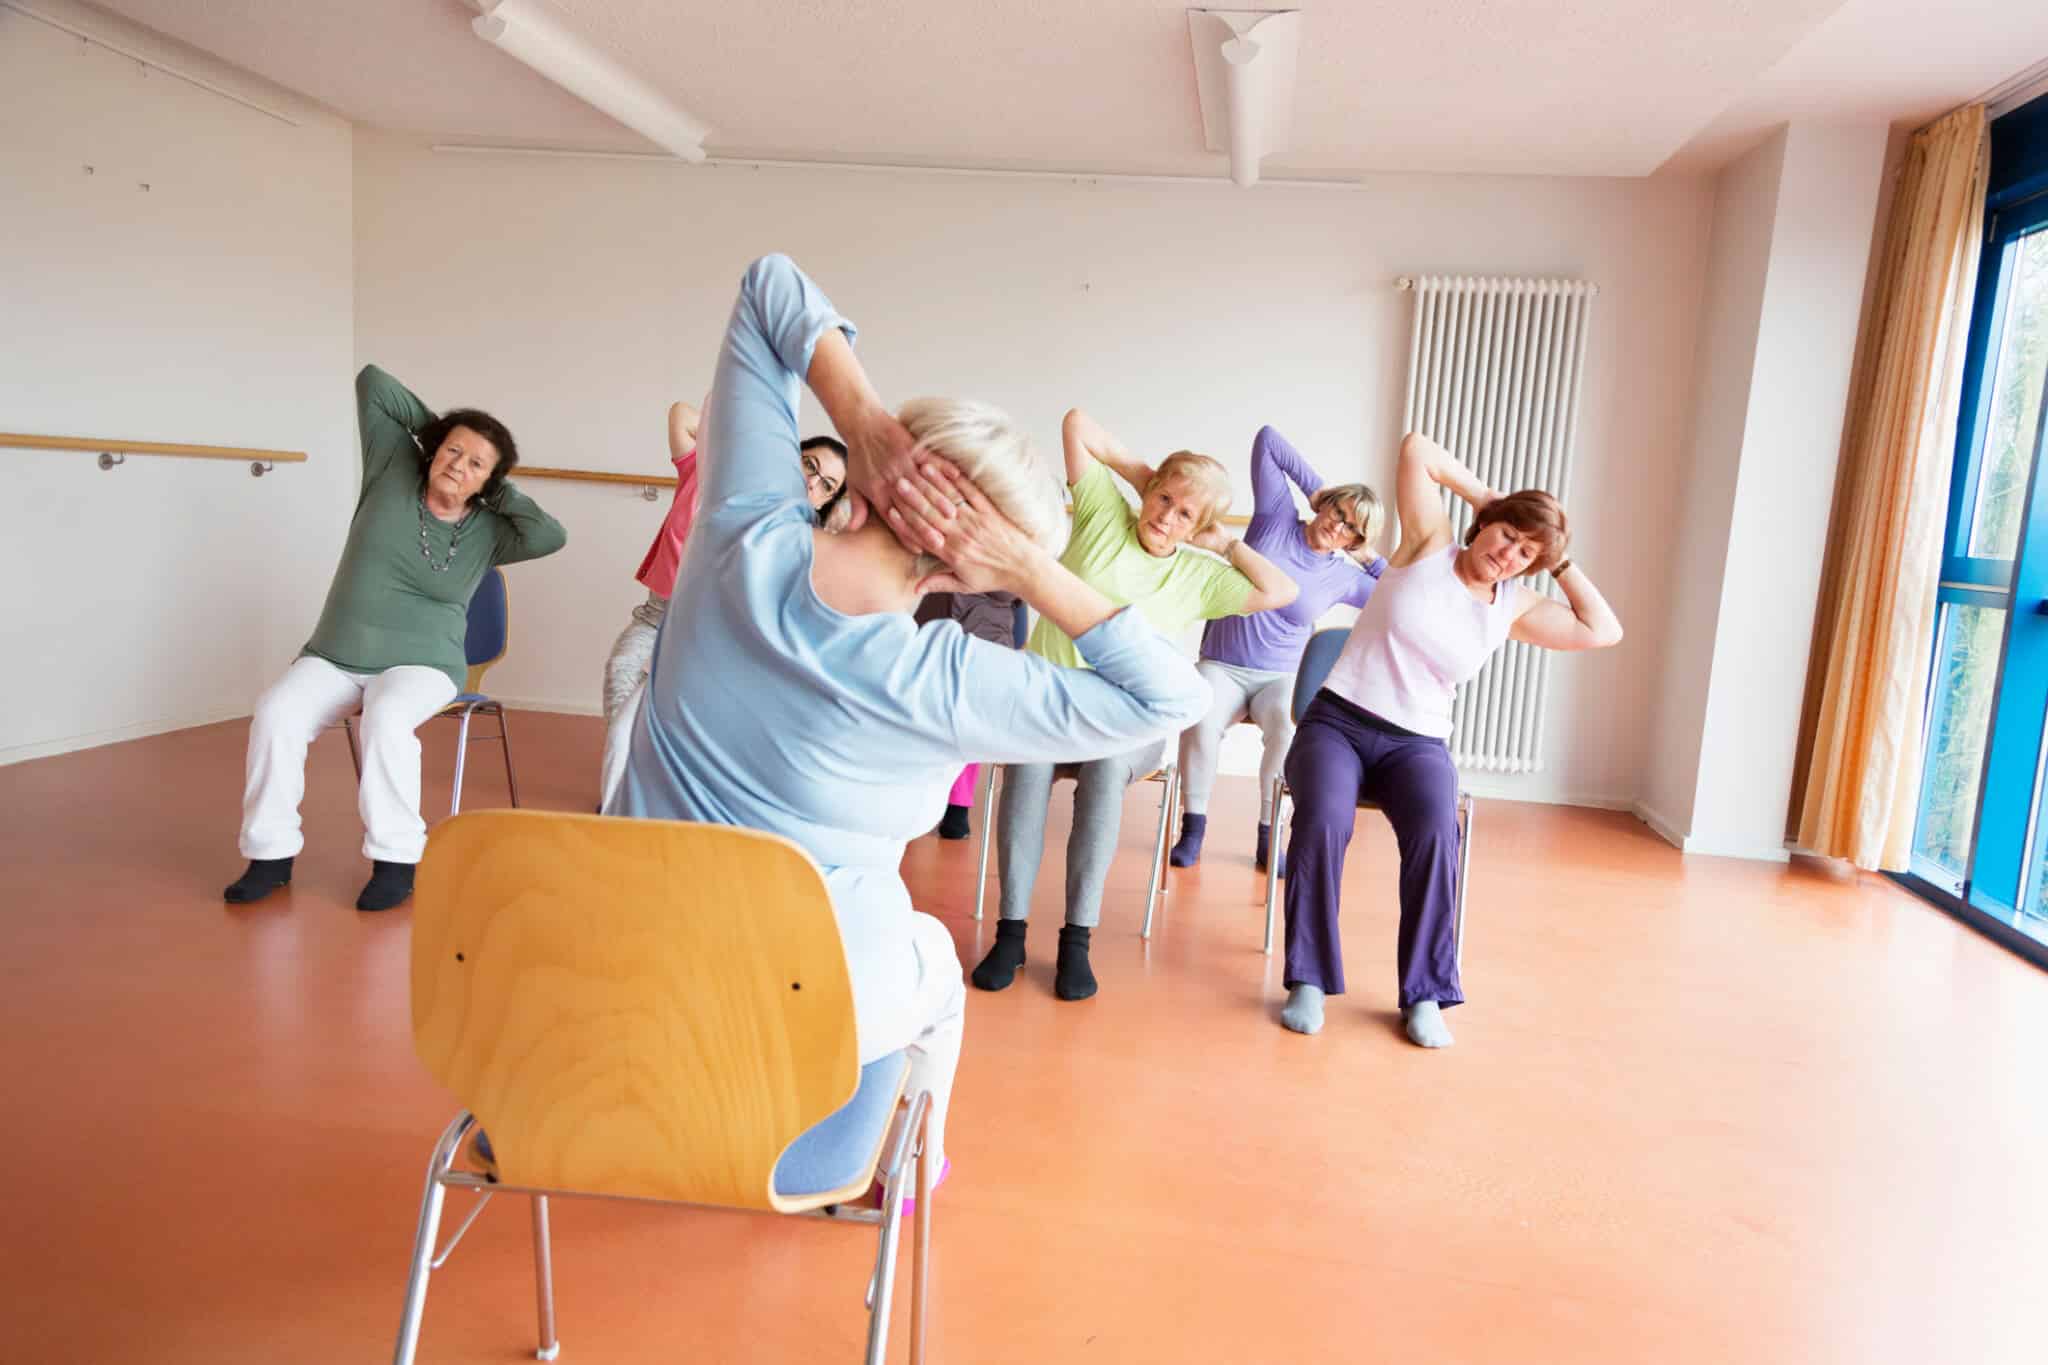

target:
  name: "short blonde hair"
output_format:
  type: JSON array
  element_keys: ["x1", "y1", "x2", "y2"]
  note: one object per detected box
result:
[
  {"x1": 897, "y1": 397, "x2": 1068, "y2": 579},
  {"x1": 1309, "y1": 482, "x2": 1384, "y2": 549},
  {"x1": 1144, "y1": 450, "x2": 1233, "y2": 535}
]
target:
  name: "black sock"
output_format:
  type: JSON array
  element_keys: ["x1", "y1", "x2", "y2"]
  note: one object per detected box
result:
[
  {"x1": 223, "y1": 857, "x2": 293, "y2": 904},
  {"x1": 356, "y1": 860, "x2": 416, "y2": 912},
  {"x1": 937, "y1": 803, "x2": 971, "y2": 840},
  {"x1": 970, "y1": 918, "x2": 1027, "y2": 991},
  {"x1": 1054, "y1": 924, "x2": 1097, "y2": 1001}
]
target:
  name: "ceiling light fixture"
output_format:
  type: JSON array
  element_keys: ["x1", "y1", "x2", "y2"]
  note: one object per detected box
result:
[
  {"x1": 468, "y1": 0, "x2": 709, "y2": 161},
  {"x1": 1187, "y1": 9, "x2": 1301, "y2": 188}
]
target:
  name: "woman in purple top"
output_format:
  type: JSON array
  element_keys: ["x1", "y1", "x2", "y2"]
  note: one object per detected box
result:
[{"x1": 1169, "y1": 425, "x2": 1385, "y2": 872}]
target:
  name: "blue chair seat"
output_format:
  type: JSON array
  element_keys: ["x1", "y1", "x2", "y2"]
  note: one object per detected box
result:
[{"x1": 773, "y1": 1051, "x2": 911, "y2": 1199}]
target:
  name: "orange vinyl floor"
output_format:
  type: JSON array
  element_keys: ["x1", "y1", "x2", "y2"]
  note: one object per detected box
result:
[{"x1": 2, "y1": 711, "x2": 2044, "y2": 1364}]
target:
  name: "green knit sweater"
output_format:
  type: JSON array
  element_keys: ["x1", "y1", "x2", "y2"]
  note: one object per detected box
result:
[{"x1": 300, "y1": 366, "x2": 567, "y2": 690}]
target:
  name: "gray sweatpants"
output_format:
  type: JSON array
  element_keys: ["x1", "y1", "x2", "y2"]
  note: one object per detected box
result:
[
  {"x1": 1177, "y1": 658, "x2": 1296, "y2": 822},
  {"x1": 995, "y1": 737, "x2": 1167, "y2": 928},
  {"x1": 598, "y1": 591, "x2": 667, "y2": 810}
]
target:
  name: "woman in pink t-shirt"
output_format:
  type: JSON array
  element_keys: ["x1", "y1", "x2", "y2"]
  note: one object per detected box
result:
[{"x1": 597, "y1": 400, "x2": 847, "y2": 807}]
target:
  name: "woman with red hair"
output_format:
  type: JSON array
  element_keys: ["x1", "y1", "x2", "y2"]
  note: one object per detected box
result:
[{"x1": 1278, "y1": 432, "x2": 1622, "y2": 1047}]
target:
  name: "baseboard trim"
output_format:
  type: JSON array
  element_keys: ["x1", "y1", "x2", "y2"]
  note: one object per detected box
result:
[
  {"x1": 1632, "y1": 800, "x2": 1688, "y2": 851},
  {"x1": 0, "y1": 705, "x2": 253, "y2": 767}
]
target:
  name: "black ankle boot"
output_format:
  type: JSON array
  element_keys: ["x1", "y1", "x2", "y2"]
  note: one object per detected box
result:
[
  {"x1": 937, "y1": 803, "x2": 972, "y2": 840},
  {"x1": 1054, "y1": 925, "x2": 1097, "y2": 1001},
  {"x1": 355, "y1": 860, "x2": 415, "y2": 912},
  {"x1": 970, "y1": 919, "x2": 1027, "y2": 991},
  {"x1": 223, "y1": 857, "x2": 293, "y2": 904}
]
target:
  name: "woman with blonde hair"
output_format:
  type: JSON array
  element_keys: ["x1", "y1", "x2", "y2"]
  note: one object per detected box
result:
[
  {"x1": 611, "y1": 256, "x2": 1209, "y2": 1193},
  {"x1": 1170, "y1": 424, "x2": 1387, "y2": 873},
  {"x1": 972, "y1": 409, "x2": 1299, "y2": 1002},
  {"x1": 1277, "y1": 431, "x2": 1622, "y2": 1047}
]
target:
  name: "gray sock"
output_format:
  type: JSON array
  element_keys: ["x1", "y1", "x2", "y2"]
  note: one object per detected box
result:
[
  {"x1": 1403, "y1": 1000, "x2": 1454, "y2": 1048},
  {"x1": 1280, "y1": 984, "x2": 1325, "y2": 1035}
]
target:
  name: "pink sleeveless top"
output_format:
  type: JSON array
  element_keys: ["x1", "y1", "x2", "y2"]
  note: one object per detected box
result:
[
  {"x1": 1321, "y1": 545, "x2": 1519, "y2": 738},
  {"x1": 634, "y1": 446, "x2": 701, "y2": 597}
]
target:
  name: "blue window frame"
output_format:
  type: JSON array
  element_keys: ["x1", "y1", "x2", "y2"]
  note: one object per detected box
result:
[{"x1": 1901, "y1": 91, "x2": 2048, "y2": 966}]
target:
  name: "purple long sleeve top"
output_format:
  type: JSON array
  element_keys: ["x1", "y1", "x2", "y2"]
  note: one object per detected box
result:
[{"x1": 1198, "y1": 425, "x2": 1385, "y2": 673}]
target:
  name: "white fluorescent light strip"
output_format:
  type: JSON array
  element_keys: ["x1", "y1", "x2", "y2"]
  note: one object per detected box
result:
[
  {"x1": 1, "y1": 0, "x2": 298, "y2": 126},
  {"x1": 429, "y1": 142, "x2": 1366, "y2": 191},
  {"x1": 470, "y1": 0, "x2": 707, "y2": 161}
]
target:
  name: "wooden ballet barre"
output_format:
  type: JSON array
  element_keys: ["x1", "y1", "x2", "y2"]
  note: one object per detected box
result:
[
  {"x1": 2, "y1": 432, "x2": 307, "y2": 462},
  {"x1": 2, "y1": 431, "x2": 306, "y2": 476},
  {"x1": 517, "y1": 465, "x2": 677, "y2": 488}
]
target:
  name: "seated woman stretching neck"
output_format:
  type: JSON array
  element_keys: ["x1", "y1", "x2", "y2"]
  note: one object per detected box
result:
[
  {"x1": 224, "y1": 366, "x2": 566, "y2": 912},
  {"x1": 610, "y1": 255, "x2": 1209, "y2": 1185},
  {"x1": 973, "y1": 408, "x2": 1298, "y2": 1003},
  {"x1": 1171, "y1": 423, "x2": 1386, "y2": 874},
  {"x1": 1278, "y1": 431, "x2": 1622, "y2": 1047}
]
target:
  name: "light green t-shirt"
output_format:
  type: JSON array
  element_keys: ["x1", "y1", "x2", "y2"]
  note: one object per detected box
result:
[{"x1": 1027, "y1": 462, "x2": 1254, "y2": 669}]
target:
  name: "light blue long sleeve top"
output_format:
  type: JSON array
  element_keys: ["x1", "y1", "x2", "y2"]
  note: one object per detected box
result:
[{"x1": 613, "y1": 254, "x2": 1210, "y2": 1057}]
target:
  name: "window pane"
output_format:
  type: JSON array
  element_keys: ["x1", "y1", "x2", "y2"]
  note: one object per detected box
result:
[
  {"x1": 1914, "y1": 603, "x2": 2009, "y2": 874},
  {"x1": 1968, "y1": 228, "x2": 2048, "y2": 559}
]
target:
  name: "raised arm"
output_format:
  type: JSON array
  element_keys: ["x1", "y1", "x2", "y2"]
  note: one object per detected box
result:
[
  {"x1": 699, "y1": 254, "x2": 913, "y2": 526},
  {"x1": 487, "y1": 479, "x2": 568, "y2": 565},
  {"x1": 354, "y1": 365, "x2": 434, "y2": 489},
  {"x1": 1508, "y1": 563, "x2": 1624, "y2": 651},
  {"x1": 666, "y1": 400, "x2": 700, "y2": 463},
  {"x1": 1250, "y1": 425, "x2": 1323, "y2": 520},
  {"x1": 1391, "y1": 431, "x2": 1497, "y2": 565},
  {"x1": 1190, "y1": 523, "x2": 1299, "y2": 614},
  {"x1": 1062, "y1": 408, "x2": 1155, "y2": 492}
]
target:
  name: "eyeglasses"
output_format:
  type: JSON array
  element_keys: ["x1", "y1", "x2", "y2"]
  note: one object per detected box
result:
[{"x1": 801, "y1": 452, "x2": 840, "y2": 498}]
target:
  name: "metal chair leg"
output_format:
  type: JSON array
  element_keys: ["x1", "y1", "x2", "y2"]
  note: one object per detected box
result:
[
  {"x1": 344, "y1": 716, "x2": 362, "y2": 779},
  {"x1": 862, "y1": 1094, "x2": 926, "y2": 1365},
  {"x1": 496, "y1": 704, "x2": 521, "y2": 809},
  {"x1": 392, "y1": 1114, "x2": 474, "y2": 1365},
  {"x1": 449, "y1": 708, "x2": 474, "y2": 817},
  {"x1": 1141, "y1": 767, "x2": 1173, "y2": 940},
  {"x1": 531, "y1": 1195, "x2": 559, "y2": 1361},
  {"x1": 1454, "y1": 793, "x2": 1473, "y2": 973},
  {"x1": 973, "y1": 764, "x2": 1001, "y2": 921},
  {"x1": 910, "y1": 1103, "x2": 932, "y2": 1365},
  {"x1": 1264, "y1": 778, "x2": 1287, "y2": 956}
]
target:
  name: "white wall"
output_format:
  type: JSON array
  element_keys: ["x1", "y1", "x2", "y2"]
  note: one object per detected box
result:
[
  {"x1": 1640, "y1": 121, "x2": 1888, "y2": 858},
  {"x1": 353, "y1": 131, "x2": 1715, "y2": 808},
  {"x1": 1643, "y1": 131, "x2": 1788, "y2": 840},
  {"x1": 0, "y1": 1, "x2": 356, "y2": 763},
  {"x1": 1689, "y1": 122, "x2": 1888, "y2": 858}
]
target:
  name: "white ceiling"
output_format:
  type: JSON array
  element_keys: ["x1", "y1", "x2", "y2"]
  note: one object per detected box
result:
[{"x1": 77, "y1": 0, "x2": 2048, "y2": 179}]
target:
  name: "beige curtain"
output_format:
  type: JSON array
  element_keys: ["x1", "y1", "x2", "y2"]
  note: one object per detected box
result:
[{"x1": 1792, "y1": 105, "x2": 1990, "y2": 870}]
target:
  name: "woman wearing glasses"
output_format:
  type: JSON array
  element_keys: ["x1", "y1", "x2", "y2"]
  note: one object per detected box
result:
[{"x1": 1169, "y1": 425, "x2": 1385, "y2": 874}]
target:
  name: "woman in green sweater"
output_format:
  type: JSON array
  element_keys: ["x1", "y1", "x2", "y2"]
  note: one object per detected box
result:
[{"x1": 224, "y1": 366, "x2": 567, "y2": 912}]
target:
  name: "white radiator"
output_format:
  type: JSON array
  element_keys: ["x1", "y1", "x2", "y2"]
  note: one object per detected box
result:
[{"x1": 1399, "y1": 275, "x2": 1595, "y2": 775}]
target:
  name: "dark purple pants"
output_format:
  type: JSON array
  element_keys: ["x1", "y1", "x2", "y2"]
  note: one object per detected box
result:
[{"x1": 1281, "y1": 691, "x2": 1464, "y2": 1008}]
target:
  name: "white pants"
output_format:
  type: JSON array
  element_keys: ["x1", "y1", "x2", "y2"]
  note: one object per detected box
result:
[
  {"x1": 865, "y1": 912, "x2": 966, "y2": 1170},
  {"x1": 598, "y1": 591, "x2": 667, "y2": 812},
  {"x1": 1177, "y1": 658, "x2": 1296, "y2": 822},
  {"x1": 239, "y1": 656, "x2": 458, "y2": 863}
]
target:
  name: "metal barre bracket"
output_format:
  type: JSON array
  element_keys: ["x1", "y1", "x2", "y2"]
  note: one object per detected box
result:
[
  {"x1": 97, "y1": 451, "x2": 124, "y2": 470},
  {"x1": 250, "y1": 460, "x2": 274, "y2": 477},
  {"x1": 639, "y1": 484, "x2": 659, "y2": 502}
]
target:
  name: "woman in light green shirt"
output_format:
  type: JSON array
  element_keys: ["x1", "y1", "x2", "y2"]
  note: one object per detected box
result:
[
  {"x1": 974, "y1": 408, "x2": 1299, "y2": 1001},
  {"x1": 224, "y1": 366, "x2": 566, "y2": 913}
]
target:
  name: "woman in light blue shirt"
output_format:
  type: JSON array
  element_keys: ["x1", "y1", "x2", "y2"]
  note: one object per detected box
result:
[{"x1": 611, "y1": 255, "x2": 1210, "y2": 1182}]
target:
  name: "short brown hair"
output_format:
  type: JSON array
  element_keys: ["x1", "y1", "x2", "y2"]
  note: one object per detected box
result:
[
  {"x1": 1465, "y1": 489, "x2": 1570, "y2": 575},
  {"x1": 1145, "y1": 451, "x2": 1233, "y2": 535}
]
